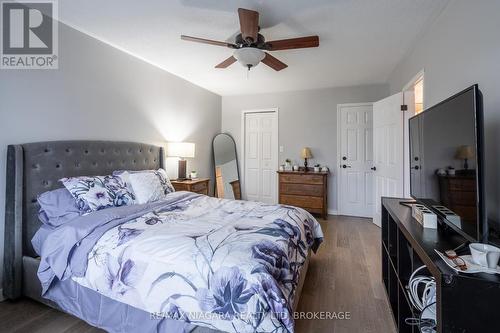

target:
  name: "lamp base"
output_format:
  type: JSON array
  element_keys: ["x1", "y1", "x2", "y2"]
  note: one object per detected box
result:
[
  {"x1": 178, "y1": 159, "x2": 187, "y2": 180},
  {"x1": 304, "y1": 158, "x2": 308, "y2": 171}
]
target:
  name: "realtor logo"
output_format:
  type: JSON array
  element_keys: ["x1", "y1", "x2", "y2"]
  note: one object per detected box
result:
[{"x1": 1, "y1": 0, "x2": 58, "y2": 69}]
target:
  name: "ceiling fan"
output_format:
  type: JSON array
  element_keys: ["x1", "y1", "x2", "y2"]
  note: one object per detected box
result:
[{"x1": 181, "y1": 8, "x2": 319, "y2": 71}]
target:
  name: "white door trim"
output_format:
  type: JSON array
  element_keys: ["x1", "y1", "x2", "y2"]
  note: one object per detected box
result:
[
  {"x1": 402, "y1": 69, "x2": 425, "y2": 94},
  {"x1": 336, "y1": 102, "x2": 373, "y2": 216},
  {"x1": 402, "y1": 70, "x2": 424, "y2": 197},
  {"x1": 240, "y1": 108, "x2": 279, "y2": 202}
]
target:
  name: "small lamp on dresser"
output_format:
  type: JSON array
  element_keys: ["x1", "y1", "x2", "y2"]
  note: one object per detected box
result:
[
  {"x1": 301, "y1": 147, "x2": 312, "y2": 170},
  {"x1": 167, "y1": 142, "x2": 195, "y2": 180},
  {"x1": 455, "y1": 145, "x2": 474, "y2": 170}
]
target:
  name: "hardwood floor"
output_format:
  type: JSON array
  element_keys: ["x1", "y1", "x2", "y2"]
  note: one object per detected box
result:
[
  {"x1": 0, "y1": 216, "x2": 396, "y2": 333},
  {"x1": 295, "y1": 216, "x2": 396, "y2": 333}
]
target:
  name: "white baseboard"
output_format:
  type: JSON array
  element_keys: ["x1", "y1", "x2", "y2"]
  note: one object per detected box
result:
[{"x1": 327, "y1": 209, "x2": 338, "y2": 216}]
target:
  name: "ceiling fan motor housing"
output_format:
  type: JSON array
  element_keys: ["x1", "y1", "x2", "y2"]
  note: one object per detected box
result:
[{"x1": 235, "y1": 33, "x2": 266, "y2": 49}]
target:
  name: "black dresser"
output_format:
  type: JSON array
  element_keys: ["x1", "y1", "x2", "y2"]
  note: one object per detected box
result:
[{"x1": 381, "y1": 197, "x2": 500, "y2": 333}]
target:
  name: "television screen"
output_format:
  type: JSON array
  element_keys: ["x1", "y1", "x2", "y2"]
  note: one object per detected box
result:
[{"x1": 409, "y1": 85, "x2": 484, "y2": 241}]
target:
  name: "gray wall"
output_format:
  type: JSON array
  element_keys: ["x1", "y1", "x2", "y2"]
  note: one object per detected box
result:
[
  {"x1": 0, "y1": 23, "x2": 221, "y2": 292},
  {"x1": 387, "y1": 0, "x2": 500, "y2": 223},
  {"x1": 221, "y1": 84, "x2": 389, "y2": 213}
]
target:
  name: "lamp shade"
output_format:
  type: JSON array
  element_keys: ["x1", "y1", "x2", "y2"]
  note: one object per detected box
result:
[
  {"x1": 233, "y1": 47, "x2": 265, "y2": 68},
  {"x1": 455, "y1": 145, "x2": 474, "y2": 159},
  {"x1": 301, "y1": 147, "x2": 313, "y2": 159},
  {"x1": 167, "y1": 142, "x2": 195, "y2": 158}
]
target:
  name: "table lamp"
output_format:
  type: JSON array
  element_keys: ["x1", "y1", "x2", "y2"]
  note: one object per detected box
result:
[
  {"x1": 301, "y1": 147, "x2": 312, "y2": 170},
  {"x1": 167, "y1": 142, "x2": 195, "y2": 180},
  {"x1": 455, "y1": 145, "x2": 474, "y2": 170}
]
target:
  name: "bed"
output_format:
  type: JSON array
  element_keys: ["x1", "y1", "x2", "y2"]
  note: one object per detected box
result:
[{"x1": 3, "y1": 141, "x2": 322, "y2": 333}]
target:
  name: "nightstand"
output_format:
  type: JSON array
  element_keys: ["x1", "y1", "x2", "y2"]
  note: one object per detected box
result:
[{"x1": 171, "y1": 178, "x2": 210, "y2": 195}]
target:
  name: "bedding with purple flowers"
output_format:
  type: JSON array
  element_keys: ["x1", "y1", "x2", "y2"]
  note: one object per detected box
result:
[
  {"x1": 61, "y1": 175, "x2": 135, "y2": 212},
  {"x1": 37, "y1": 192, "x2": 323, "y2": 333}
]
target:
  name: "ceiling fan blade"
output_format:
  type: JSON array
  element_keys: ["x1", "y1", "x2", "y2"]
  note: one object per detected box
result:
[
  {"x1": 215, "y1": 56, "x2": 237, "y2": 69},
  {"x1": 261, "y1": 53, "x2": 288, "y2": 71},
  {"x1": 266, "y1": 36, "x2": 319, "y2": 51},
  {"x1": 238, "y1": 8, "x2": 259, "y2": 43},
  {"x1": 181, "y1": 35, "x2": 236, "y2": 48}
]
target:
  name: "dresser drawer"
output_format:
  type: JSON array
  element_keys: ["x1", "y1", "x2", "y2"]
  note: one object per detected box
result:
[
  {"x1": 280, "y1": 194, "x2": 324, "y2": 209},
  {"x1": 171, "y1": 179, "x2": 209, "y2": 195},
  {"x1": 447, "y1": 190, "x2": 476, "y2": 205},
  {"x1": 448, "y1": 178, "x2": 476, "y2": 192},
  {"x1": 452, "y1": 205, "x2": 477, "y2": 222},
  {"x1": 191, "y1": 181, "x2": 207, "y2": 193},
  {"x1": 279, "y1": 174, "x2": 324, "y2": 185},
  {"x1": 280, "y1": 183, "x2": 324, "y2": 197},
  {"x1": 173, "y1": 183, "x2": 189, "y2": 191}
]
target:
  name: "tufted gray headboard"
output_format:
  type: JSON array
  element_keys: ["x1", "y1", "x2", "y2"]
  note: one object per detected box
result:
[{"x1": 3, "y1": 141, "x2": 164, "y2": 299}]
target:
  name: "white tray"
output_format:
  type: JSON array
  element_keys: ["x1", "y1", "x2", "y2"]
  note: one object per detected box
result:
[{"x1": 435, "y1": 250, "x2": 500, "y2": 274}]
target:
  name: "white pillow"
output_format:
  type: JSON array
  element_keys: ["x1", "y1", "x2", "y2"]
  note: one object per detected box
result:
[{"x1": 118, "y1": 169, "x2": 175, "y2": 204}]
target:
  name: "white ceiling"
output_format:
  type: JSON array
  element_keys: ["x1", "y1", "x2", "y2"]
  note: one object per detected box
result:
[{"x1": 59, "y1": 0, "x2": 449, "y2": 96}]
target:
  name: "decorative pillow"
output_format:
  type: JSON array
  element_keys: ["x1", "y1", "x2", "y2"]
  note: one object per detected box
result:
[
  {"x1": 155, "y1": 168, "x2": 175, "y2": 194},
  {"x1": 37, "y1": 188, "x2": 82, "y2": 227},
  {"x1": 115, "y1": 169, "x2": 175, "y2": 204},
  {"x1": 60, "y1": 175, "x2": 135, "y2": 213}
]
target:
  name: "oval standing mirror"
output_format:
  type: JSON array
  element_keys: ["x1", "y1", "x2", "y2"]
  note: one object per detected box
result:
[{"x1": 213, "y1": 133, "x2": 241, "y2": 199}]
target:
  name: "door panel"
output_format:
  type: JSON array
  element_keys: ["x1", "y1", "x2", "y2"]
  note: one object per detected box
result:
[
  {"x1": 347, "y1": 171, "x2": 359, "y2": 202},
  {"x1": 373, "y1": 93, "x2": 405, "y2": 226},
  {"x1": 338, "y1": 104, "x2": 374, "y2": 217},
  {"x1": 347, "y1": 128, "x2": 358, "y2": 161},
  {"x1": 365, "y1": 171, "x2": 374, "y2": 207},
  {"x1": 365, "y1": 128, "x2": 373, "y2": 161}
]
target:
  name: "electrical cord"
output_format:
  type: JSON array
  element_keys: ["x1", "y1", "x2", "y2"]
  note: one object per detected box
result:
[
  {"x1": 407, "y1": 265, "x2": 435, "y2": 311},
  {"x1": 419, "y1": 302, "x2": 437, "y2": 333},
  {"x1": 405, "y1": 265, "x2": 437, "y2": 333}
]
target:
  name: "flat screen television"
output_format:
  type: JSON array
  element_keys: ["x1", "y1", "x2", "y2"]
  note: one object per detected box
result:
[{"x1": 409, "y1": 85, "x2": 485, "y2": 241}]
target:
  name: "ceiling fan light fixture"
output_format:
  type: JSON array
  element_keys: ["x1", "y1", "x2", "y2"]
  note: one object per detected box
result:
[{"x1": 233, "y1": 47, "x2": 265, "y2": 69}]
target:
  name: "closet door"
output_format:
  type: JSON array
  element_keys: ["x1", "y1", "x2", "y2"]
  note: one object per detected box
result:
[{"x1": 244, "y1": 112, "x2": 278, "y2": 203}]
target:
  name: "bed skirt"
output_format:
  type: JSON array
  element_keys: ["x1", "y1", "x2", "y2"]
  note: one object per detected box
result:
[{"x1": 22, "y1": 253, "x2": 310, "y2": 333}]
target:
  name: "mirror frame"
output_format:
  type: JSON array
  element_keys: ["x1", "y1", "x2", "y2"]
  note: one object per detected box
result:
[{"x1": 212, "y1": 133, "x2": 241, "y2": 199}]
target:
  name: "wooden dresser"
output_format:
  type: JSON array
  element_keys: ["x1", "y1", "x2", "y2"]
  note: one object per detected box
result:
[
  {"x1": 171, "y1": 178, "x2": 210, "y2": 195},
  {"x1": 438, "y1": 173, "x2": 477, "y2": 223},
  {"x1": 277, "y1": 170, "x2": 329, "y2": 219}
]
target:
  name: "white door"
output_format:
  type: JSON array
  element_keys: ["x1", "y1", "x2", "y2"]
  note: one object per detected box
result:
[
  {"x1": 338, "y1": 104, "x2": 375, "y2": 218},
  {"x1": 373, "y1": 93, "x2": 405, "y2": 226},
  {"x1": 244, "y1": 112, "x2": 278, "y2": 204}
]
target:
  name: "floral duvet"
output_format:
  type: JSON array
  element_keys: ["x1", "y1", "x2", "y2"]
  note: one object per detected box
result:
[{"x1": 38, "y1": 191, "x2": 323, "y2": 333}]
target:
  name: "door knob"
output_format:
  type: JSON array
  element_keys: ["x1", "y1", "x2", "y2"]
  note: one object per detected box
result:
[
  {"x1": 342, "y1": 164, "x2": 351, "y2": 169},
  {"x1": 371, "y1": 167, "x2": 377, "y2": 171}
]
